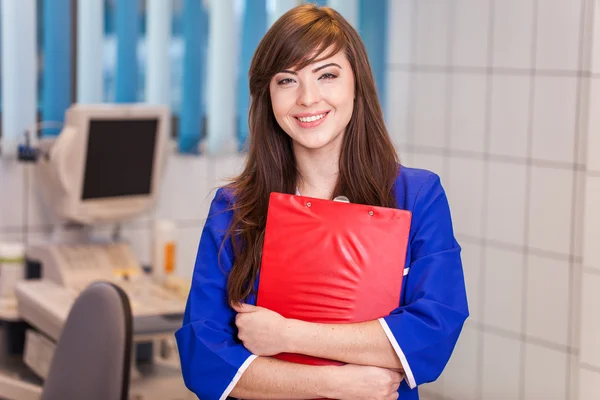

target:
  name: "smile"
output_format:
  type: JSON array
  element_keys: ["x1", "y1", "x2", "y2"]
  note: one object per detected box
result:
[{"x1": 294, "y1": 111, "x2": 330, "y2": 128}]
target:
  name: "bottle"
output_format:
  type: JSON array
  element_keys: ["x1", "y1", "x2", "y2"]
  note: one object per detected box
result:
[
  {"x1": 0, "y1": 242, "x2": 25, "y2": 301},
  {"x1": 152, "y1": 220, "x2": 176, "y2": 284}
]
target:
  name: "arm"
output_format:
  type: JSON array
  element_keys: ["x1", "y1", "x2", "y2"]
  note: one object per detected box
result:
[
  {"x1": 230, "y1": 357, "x2": 336, "y2": 399},
  {"x1": 284, "y1": 319, "x2": 403, "y2": 371},
  {"x1": 235, "y1": 173, "x2": 469, "y2": 390},
  {"x1": 176, "y1": 189, "x2": 401, "y2": 399},
  {"x1": 231, "y1": 357, "x2": 402, "y2": 400},
  {"x1": 233, "y1": 303, "x2": 403, "y2": 371}
]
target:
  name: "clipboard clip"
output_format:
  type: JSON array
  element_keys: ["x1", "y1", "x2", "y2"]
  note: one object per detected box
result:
[{"x1": 333, "y1": 196, "x2": 350, "y2": 203}]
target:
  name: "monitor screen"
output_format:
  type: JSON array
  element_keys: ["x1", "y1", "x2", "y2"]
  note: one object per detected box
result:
[{"x1": 81, "y1": 119, "x2": 158, "y2": 200}]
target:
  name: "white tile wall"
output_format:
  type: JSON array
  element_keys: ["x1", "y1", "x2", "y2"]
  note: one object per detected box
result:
[
  {"x1": 448, "y1": 73, "x2": 487, "y2": 153},
  {"x1": 591, "y1": 0, "x2": 600, "y2": 74},
  {"x1": 414, "y1": 0, "x2": 451, "y2": 66},
  {"x1": 527, "y1": 166, "x2": 573, "y2": 255},
  {"x1": 535, "y1": 0, "x2": 583, "y2": 72},
  {"x1": 586, "y1": 79, "x2": 600, "y2": 172},
  {"x1": 523, "y1": 343, "x2": 569, "y2": 400},
  {"x1": 442, "y1": 325, "x2": 479, "y2": 400},
  {"x1": 525, "y1": 255, "x2": 570, "y2": 346},
  {"x1": 531, "y1": 76, "x2": 578, "y2": 164},
  {"x1": 488, "y1": 74, "x2": 531, "y2": 159},
  {"x1": 492, "y1": 0, "x2": 535, "y2": 69},
  {"x1": 452, "y1": 0, "x2": 489, "y2": 68},
  {"x1": 579, "y1": 367, "x2": 600, "y2": 400},
  {"x1": 580, "y1": 272, "x2": 600, "y2": 368},
  {"x1": 27, "y1": 165, "x2": 62, "y2": 228},
  {"x1": 156, "y1": 154, "x2": 215, "y2": 222},
  {"x1": 387, "y1": 70, "x2": 411, "y2": 147},
  {"x1": 481, "y1": 333, "x2": 521, "y2": 400},
  {"x1": 412, "y1": 72, "x2": 448, "y2": 149},
  {"x1": 583, "y1": 176, "x2": 600, "y2": 273},
  {"x1": 446, "y1": 157, "x2": 485, "y2": 238},
  {"x1": 485, "y1": 161, "x2": 527, "y2": 246},
  {"x1": 0, "y1": 160, "x2": 25, "y2": 229},
  {"x1": 175, "y1": 224, "x2": 206, "y2": 279},
  {"x1": 387, "y1": 0, "x2": 414, "y2": 65},
  {"x1": 402, "y1": 1, "x2": 596, "y2": 399},
  {"x1": 213, "y1": 153, "x2": 246, "y2": 187},
  {"x1": 483, "y1": 247, "x2": 523, "y2": 334}
]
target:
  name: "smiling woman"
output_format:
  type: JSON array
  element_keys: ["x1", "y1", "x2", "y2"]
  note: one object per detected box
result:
[
  {"x1": 269, "y1": 54, "x2": 354, "y2": 159},
  {"x1": 175, "y1": 4, "x2": 468, "y2": 400}
]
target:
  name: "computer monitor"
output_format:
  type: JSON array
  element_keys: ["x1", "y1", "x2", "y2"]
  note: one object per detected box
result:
[{"x1": 36, "y1": 104, "x2": 170, "y2": 224}]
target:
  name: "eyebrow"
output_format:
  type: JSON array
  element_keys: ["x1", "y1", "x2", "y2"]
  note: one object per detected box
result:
[{"x1": 280, "y1": 63, "x2": 343, "y2": 75}]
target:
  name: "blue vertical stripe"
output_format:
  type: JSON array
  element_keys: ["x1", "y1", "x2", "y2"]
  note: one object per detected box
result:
[
  {"x1": 179, "y1": 0, "x2": 208, "y2": 154},
  {"x1": 359, "y1": 0, "x2": 388, "y2": 114},
  {"x1": 42, "y1": 0, "x2": 71, "y2": 136},
  {"x1": 115, "y1": 0, "x2": 139, "y2": 103},
  {"x1": 237, "y1": 0, "x2": 267, "y2": 150},
  {"x1": 312, "y1": 0, "x2": 328, "y2": 6}
]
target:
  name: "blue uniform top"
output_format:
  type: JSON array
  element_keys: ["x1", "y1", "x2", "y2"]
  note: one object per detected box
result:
[{"x1": 175, "y1": 166, "x2": 469, "y2": 400}]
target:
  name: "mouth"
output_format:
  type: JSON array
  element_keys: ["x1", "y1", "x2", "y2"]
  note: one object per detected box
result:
[{"x1": 293, "y1": 111, "x2": 330, "y2": 128}]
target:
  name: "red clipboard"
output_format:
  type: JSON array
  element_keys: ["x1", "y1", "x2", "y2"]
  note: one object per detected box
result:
[{"x1": 257, "y1": 192, "x2": 412, "y2": 366}]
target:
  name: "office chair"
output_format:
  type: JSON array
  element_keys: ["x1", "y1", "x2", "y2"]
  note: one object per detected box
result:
[{"x1": 41, "y1": 281, "x2": 133, "y2": 400}]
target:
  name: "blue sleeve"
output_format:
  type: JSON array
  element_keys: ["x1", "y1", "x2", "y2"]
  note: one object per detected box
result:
[
  {"x1": 175, "y1": 189, "x2": 257, "y2": 400},
  {"x1": 379, "y1": 173, "x2": 469, "y2": 389}
]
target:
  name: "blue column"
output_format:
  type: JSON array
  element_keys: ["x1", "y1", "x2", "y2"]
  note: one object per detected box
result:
[
  {"x1": 237, "y1": 0, "x2": 267, "y2": 150},
  {"x1": 312, "y1": 0, "x2": 328, "y2": 6},
  {"x1": 77, "y1": 0, "x2": 104, "y2": 103},
  {"x1": 359, "y1": 0, "x2": 388, "y2": 114},
  {"x1": 115, "y1": 0, "x2": 139, "y2": 103},
  {"x1": 179, "y1": 0, "x2": 207, "y2": 154},
  {"x1": 42, "y1": 0, "x2": 71, "y2": 136},
  {"x1": 1, "y1": 0, "x2": 37, "y2": 157}
]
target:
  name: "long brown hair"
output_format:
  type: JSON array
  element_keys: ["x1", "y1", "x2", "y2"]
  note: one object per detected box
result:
[{"x1": 225, "y1": 4, "x2": 400, "y2": 303}]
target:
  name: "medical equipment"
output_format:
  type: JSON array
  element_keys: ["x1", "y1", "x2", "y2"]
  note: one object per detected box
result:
[{"x1": 1, "y1": 104, "x2": 191, "y2": 399}]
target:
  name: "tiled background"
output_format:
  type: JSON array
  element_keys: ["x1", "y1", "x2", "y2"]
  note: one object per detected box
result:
[
  {"x1": 391, "y1": 1, "x2": 600, "y2": 400},
  {"x1": 1, "y1": 1, "x2": 599, "y2": 399}
]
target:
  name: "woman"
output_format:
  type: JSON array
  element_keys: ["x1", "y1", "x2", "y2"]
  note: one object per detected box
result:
[{"x1": 176, "y1": 4, "x2": 468, "y2": 400}]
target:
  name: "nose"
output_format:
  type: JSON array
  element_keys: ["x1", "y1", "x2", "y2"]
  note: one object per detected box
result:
[{"x1": 296, "y1": 81, "x2": 321, "y2": 107}]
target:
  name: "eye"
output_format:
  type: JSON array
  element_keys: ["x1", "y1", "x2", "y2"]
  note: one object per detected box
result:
[
  {"x1": 319, "y1": 73, "x2": 338, "y2": 80},
  {"x1": 277, "y1": 78, "x2": 295, "y2": 85}
]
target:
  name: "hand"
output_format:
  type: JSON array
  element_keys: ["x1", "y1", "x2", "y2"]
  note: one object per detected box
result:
[
  {"x1": 330, "y1": 364, "x2": 402, "y2": 400},
  {"x1": 232, "y1": 302, "x2": 290, "y2": 356}
]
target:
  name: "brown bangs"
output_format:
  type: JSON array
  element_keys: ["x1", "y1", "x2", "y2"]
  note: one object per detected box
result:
[{"x1": 267, "y1": 9, "x2": 347, "y2": 74}]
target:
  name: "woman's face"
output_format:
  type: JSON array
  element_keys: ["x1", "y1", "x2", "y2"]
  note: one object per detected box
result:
[{"x1": 269, "y1": 50, "x2": 355, "y2": 154}]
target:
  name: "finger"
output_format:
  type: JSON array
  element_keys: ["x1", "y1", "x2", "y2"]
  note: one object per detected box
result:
[
  {"x1": 391, "y1": 371, "x2": 403, "y2": 384},
  {"x1": 231, "y1": 302, "x2": 256, "y2": 313}
]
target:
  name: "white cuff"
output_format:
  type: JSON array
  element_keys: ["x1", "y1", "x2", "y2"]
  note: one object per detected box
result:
[
  {"x1": 378, "y1": 318, "x2": 417, "y2": 389},
  {"x1": 219, "y1": 354, "x2": 259, "y2": 400}
]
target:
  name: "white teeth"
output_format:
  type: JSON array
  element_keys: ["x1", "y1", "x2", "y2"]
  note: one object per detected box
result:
[{"x1": 298, "y1": 113, "x2": 327, "y2": 123}]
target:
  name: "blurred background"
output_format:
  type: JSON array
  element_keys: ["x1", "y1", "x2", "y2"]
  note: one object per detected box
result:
[{"x1": 0, "y1": 0, "x2": 599, "y2": 399}]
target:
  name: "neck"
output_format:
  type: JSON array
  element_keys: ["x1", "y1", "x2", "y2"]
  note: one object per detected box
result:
[{"x1": 294, "y1": 142, "x2": 341, "y2": 200}]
